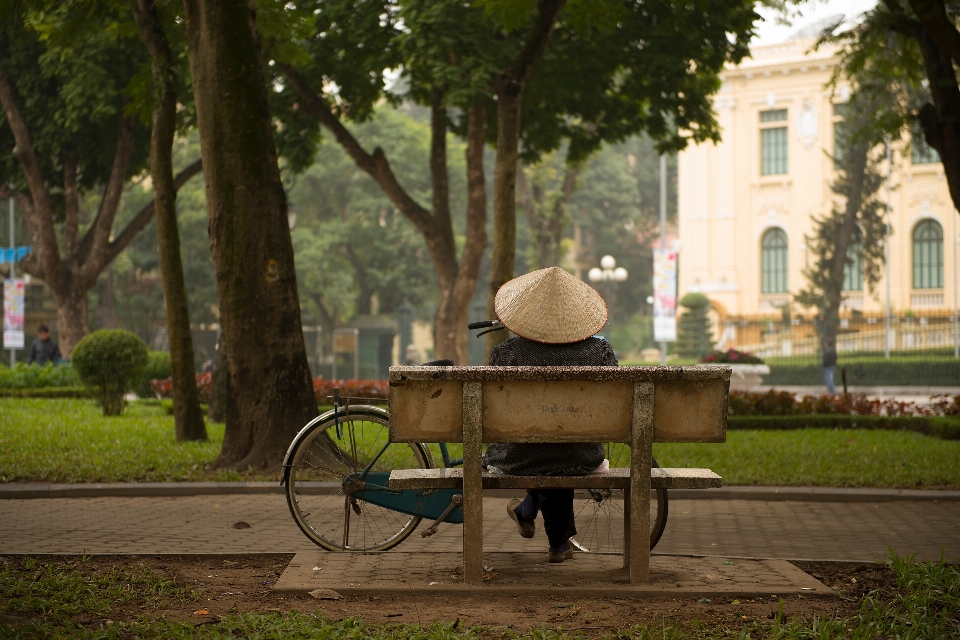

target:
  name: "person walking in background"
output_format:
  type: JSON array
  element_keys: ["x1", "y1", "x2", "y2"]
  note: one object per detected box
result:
[
  {"x1": 27, "y1": 324, "x2": 62, "y2": 365},
  {"x1": 822, "y1": 339, "x2": 837, "y2": 394}
]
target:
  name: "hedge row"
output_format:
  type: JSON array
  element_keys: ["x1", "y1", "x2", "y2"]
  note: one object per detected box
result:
[
  {"x1": 766, "y1": 359, "x2": 960, "y2": 386},
  {"x1": 0, "y1": 386, "x2": 92, "y2": 398},
  {"x1": 728, "y1": 414, "x2": 960, "y2": 440}
]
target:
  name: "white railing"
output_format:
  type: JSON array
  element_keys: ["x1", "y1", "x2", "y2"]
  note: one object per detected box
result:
[
  {"x1": 738, "y1": 322, "x2": 959, "y2": 357},
  {"x1": 911, "y1": 292, "x2": 945, "y2": 308}
]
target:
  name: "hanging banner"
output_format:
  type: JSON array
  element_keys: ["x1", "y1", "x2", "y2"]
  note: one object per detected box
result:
[
  {"x1": 3, "y1": 278, "x2": 25, "y2": 350},
  {"x1": 652, "y1": 249, "x2": 677, "y2": 342}
]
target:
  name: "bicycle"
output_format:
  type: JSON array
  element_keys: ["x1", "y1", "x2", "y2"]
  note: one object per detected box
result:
[{"x1": 282, "y1": 322, "x2": 669, "y2": 553}]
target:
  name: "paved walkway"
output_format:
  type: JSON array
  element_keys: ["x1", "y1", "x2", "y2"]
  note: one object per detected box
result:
[{"x1": 3, "y1": 493, "x2": 957, "y2": 562}]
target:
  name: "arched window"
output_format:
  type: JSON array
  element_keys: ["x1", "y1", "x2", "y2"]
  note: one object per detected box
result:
[
  {"x1": 912, "y1": 220, "x2": 943, "y2": 289},
  {"x1": 843, "y1": 240, "x2": 863, "y2": 291},
  {"x1": 761, "y1": 228, "x2": 788, "y2": 294}
]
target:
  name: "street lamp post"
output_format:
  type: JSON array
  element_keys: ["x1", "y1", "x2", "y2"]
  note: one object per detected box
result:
[{"x1": 588, "y1": 255, "x2": 628, "y2": 338}]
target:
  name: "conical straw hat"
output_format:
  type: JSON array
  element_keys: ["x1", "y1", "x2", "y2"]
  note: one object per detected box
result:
[{"x1": 494, "y1": 267, "x2": 607, "y2": 344}]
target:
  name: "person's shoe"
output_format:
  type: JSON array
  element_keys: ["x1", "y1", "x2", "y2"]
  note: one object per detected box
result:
[
  {"x1": 507, "y1": 498, "x2": 535, "y2": 538},
  {"x1": 547, "y1": 541, "x2": 574, "y2": 563}
]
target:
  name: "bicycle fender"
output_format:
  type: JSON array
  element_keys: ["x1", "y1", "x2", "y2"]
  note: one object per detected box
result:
[{"x1": 280, "y1": 405, "x2": 391, "y2": 487}]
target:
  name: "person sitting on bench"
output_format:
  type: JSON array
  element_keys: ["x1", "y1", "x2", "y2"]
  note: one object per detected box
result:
[{"x1": 482, "y1": 266, "x2": 616, "y2": 563}]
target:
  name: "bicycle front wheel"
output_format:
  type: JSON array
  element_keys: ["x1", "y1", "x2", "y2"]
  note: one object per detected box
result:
[
  {"x1": 285, "y1": 407, "x2": 433, "y2": 552},
  {"x1": 569, "y1": 443, "x2": 669, "y2": 554}
]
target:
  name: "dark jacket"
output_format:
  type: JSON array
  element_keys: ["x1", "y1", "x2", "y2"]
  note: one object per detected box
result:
[
  {"x1": 481, "y1": 336, "x2": 617, "y2": 476},
  {"x1": 822, "y1": 345, "x2": 837, "y2": 368},
  {"x1": 28, "y1": 338, "x2": 62, "y2": 365}
]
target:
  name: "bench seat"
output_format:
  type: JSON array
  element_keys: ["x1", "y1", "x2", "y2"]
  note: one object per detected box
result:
[{"x1": 389, "y1": 467, "x2": 722, "y2": 491}]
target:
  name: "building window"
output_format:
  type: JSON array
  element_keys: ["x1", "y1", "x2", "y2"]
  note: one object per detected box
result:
[
  {"x1": 842, "y1": 241, "x2": 863, "y2": 291},
  {"x1": 912, "y1": 219, "x2": 943, "y2": 289},
  {"x1": 912, "y1": 134, "x2": 940, "y2": 165},
  {"x1": 760, "y1": 109, "x2": 788, "y2": 175},
  {"x1": 761, "y1": 228, "x2": 789, "y2": 293}
]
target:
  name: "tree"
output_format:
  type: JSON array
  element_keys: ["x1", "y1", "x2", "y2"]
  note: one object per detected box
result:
[
  {"x1": 0, "y1": 9, "x2": 203, "y2": 355},
  {"x1": 795, "y1": 94, "x2": 886, "y2": 347},
  {"x1": 286, "y1": 107, "x2": 440, "y2": 351},
  {"x1": 676, "y1": 293, "x2": 713, "y2": 359},
  {"x1": 131, "y1": 0, "x2": 206, "y2": 441},
  {"x1": 274, "y1": 0, "x2": 489, "y2": 366},
  {"x1": 517, "y1": 150, "x2": 580, "y2": 271},
  {"x1": 824, "y1": 0, "x2": 960, "y2": 215},
  {"x1": 181, "y1": 0, "x2": 319, "y2": 470}
]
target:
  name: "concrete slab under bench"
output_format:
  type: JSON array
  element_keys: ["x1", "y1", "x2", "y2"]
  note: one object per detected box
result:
[{"x1": 274, "y1": 551, "x2": 833, "y2": 598}]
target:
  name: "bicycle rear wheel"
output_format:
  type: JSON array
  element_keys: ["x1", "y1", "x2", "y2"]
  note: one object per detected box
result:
[
  {"x1": 569, "y1": 443, "x2": 668, "y2": 553},
  {"x1": 285, "y1": 407, "x2": 432, "y2": 552}
]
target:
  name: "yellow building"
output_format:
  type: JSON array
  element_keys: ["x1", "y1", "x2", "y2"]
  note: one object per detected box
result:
[{"x1": 677, "y1": 36, "x2": 958, "y2": 355}]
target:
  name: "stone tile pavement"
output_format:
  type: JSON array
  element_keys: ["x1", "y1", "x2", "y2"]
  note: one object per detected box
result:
[{"x1": 2, "y1": 494, "x2": 958, "y2": 562}]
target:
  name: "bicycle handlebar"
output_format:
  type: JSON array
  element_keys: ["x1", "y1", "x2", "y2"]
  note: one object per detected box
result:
[{"x1": 467, "y1": 320, "x2": 499, "y2": 330}]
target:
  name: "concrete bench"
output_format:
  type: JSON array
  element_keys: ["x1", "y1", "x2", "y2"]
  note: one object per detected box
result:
[{"x1": 387, "y1": 365, "x2": 731, "y2": 585}]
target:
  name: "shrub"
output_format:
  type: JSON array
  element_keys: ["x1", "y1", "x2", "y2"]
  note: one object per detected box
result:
[
  {"x1": 700, "y1": 348, "x2": 764, "y2": 365},
  {"x1": 72, "y1": 330, "x2": 149, "y2": 415},
  {"x1": 765, "y1": 358, "x2": 960, "y2": 386},
  {"x1": 313, "y1": 378, "x2": 389, "y2": 403},
  {"x1": 0, "y1": 362, "x2": 80, "y2": 389},
  {"x1": 134, "y1": 351, "x2": 171, "y2": 398},
  {"x1": 676, "y1": 293, "x2": 713, "y2": 359},
  {"x1": 727, "y1": 415, "x2": 960, "y2": 440}
]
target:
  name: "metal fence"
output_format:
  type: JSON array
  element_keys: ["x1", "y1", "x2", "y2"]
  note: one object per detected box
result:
[{"x1": 717, "y1": 310, "x2": 960, "y2": 388}]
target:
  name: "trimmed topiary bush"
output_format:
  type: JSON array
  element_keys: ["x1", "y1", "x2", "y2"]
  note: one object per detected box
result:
[
  {"x1": 72, "y1": 330, "x2": 149, "y2": 415},
  {"x1": 676, "y1": 293, "x2": 714, "y2": 359},
  {"x1": 135, "y1": 351, "x2": 172, "y2": 398}
]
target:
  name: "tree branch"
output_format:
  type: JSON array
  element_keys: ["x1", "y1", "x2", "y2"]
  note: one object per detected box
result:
[
  {"x1": 101, "y1": 158, "x2": 203, "y2": 266},
  {"x1": 907, "y1": 0, "x2": 960, "y2": 66},
  {"x1": 277, "y1": 63, "x2": 437, "y2": 237},
  {"x1": 82, "y1": 116, "x2": 135, "y2": 278},
  {"x1": 493, "y1": 0, "x2": 567, "y2": 93},
  {"x1": 63, "y1": 151, "x2": 80, "y2": 261},
  {"x1": 0, "y1": 60, "x2": 63, "y2": 287}
]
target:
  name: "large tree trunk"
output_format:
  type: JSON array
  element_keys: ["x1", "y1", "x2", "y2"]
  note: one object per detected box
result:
[
  {"x1": 54, "y1": 287, "x2": 90, "y2": 356},
  {"x1": 133, "y1": 0, "x2": 207, "y2": 442},
  {"x1": 484, "y1": 0, "x2": 567, "y2": 357},
  {"x1": 182, "y1": 0, "x2": 318, "y2": 470}
]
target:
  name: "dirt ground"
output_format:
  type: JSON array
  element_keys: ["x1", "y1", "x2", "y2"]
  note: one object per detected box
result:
[{"x1": 2, "y1": 555, "x2": 897, "y2": 633}]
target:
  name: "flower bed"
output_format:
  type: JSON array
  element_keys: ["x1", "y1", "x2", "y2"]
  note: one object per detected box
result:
[
  {"x1": 149, "y1": 375, "x2": 389, "y2": 403},
  {"x1": 700, "y1": 348, "x2": 764, "y2": 365},
  {"x1": 729, "y1": 389, "x2": 960, "y2": 418}
]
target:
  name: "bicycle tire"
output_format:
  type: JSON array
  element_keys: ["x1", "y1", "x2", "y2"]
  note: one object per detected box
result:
[
  {"x1": 569, "y1": 443, "x2": 669, "y2": 553},
  {"x1": 285, "y1": 406, "x2": 433, "y2": 552}
]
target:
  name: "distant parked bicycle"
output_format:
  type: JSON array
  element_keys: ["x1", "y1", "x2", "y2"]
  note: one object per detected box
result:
[{"x1": 282, "y1": 321, "x2": 669, "y2": 553}]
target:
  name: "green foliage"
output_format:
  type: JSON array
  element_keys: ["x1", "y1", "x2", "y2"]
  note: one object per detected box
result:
[
  {"x1": 0, "y1": 7, "x2": 151, "y2": 203},
  {"x1": 675, "y1": 294, "x2": 713, "y2": 359},
  {"x1": 71, "y1": 330, "x2": 149, "y2": 415},
  {"x1": 0, "y1": 363, "x2": 80, "y2": 389},
  {"x1": 135, "y1": 351, "x2": 172, "y2": 398}
]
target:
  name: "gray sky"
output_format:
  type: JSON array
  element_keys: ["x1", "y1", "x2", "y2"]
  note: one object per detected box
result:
[{"x1": 753, "y1": 0, "x2": 878, "y2": 45}]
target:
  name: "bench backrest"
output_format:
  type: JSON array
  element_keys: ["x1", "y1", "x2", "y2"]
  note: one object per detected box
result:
[{"x1": 388, "y1": 366, "x2": 730, "y2": 444}]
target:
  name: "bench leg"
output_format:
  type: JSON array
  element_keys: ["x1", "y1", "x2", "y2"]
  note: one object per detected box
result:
[
  {"x1": 629, "y1": 382, "x2": 654, "y2": 583},
  {"x1": 462, "y1": 381, "x2": 484, "y2": 585},
  {"x1": 622, "y1": 487, "x2": 631, "y2": 571}
]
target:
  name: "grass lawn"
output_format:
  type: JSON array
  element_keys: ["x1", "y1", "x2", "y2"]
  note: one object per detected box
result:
[
  {"x1": 2, "y1": 398, "x2": 960, "y2": 487},
  {"x1": 0, "y1": 399, "x2": 260, "y2": 483}
]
